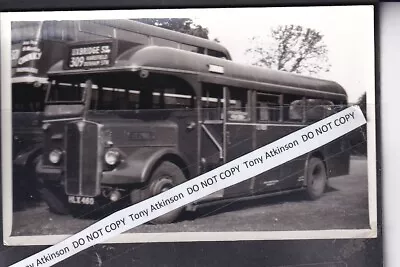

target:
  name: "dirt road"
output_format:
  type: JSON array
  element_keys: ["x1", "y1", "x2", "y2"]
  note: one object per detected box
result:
[{"x1": 11, "y1": 157, "x2": 369, "y2": 236}]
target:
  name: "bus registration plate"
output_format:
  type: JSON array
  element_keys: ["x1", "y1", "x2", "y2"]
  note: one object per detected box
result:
[{"x1": 68, "y1": 196, "x2": 95, "y2": 205}]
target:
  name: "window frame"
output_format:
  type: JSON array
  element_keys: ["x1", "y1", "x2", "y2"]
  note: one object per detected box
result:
[
  {"x1": 255, "y1": 91, "x2": 283, "y2": 123},
  {"x1": 201, "y1": 83, "x2": 224, "y2": 122},
  {"x1": 225, "y1": 86, "x2": 252, "y2": 123}
]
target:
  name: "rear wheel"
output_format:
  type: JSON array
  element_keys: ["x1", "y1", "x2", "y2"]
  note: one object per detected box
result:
[
  {"x1": 144, "y1": 161, "x2": 186, "y2": 224},
  {"x1": 305, "y1": 157, "x2": 327, "y2": 200}
]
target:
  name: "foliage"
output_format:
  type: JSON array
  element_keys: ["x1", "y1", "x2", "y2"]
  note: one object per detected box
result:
[
  {"x1": 349, "y1": 92, "x2": 368, "y2": 156},
  {"x1": 356, "y1": 92, "x2": 367, "y2": 117},
  {"x1": 134, "y1": 18, "x2": 209, "y2": 39},
  {"x1": 246, "y1": 24, "x2": 331, "y2": 76}
]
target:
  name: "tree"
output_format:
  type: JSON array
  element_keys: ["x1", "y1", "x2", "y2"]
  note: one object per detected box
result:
[
  {"x1": 246, "y1": 24, "x2": 331, "y2": 76},
  {"x1": 349, "y1": 92, "x2": 367, "y2": 156},
  {"x1": 134, "y1": 18, "x2": 209, "y2": 39},
  {"x1": 356, "y1": 92, "x2": 367, "y2": 117}
]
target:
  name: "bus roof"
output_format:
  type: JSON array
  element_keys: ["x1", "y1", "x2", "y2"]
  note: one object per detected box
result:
[
  {"x1": 11, "y1": 20, "x2": 232, "y2": 85},
  {"x1": 12, "y1": 20, "x2": 231, "y2": 58},
  {"x1": 96, "y1": 20, "x2": 232, "y2": 59},
  {"x1": 48, "y1": 46, "x2": 347, "y2": 99}
]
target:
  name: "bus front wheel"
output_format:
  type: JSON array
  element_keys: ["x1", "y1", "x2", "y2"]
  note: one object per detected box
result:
[
  {"x1": 146, "y1": 161, "x2": 186, "y2": 224},
  {"x1": 38, "y1": 183, "x2": 69, "y2": 215},
  {"x1": 305, "y1": 157, "x2": 327, "y2": 200}
]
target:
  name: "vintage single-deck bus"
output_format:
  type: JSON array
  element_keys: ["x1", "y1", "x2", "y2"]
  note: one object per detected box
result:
[
  {"x1": 11, "y1": 19, "x2": 231, "y2": 205},
  {"x1": 36, "y1": 41, "x2": 350, "y2": 223}
]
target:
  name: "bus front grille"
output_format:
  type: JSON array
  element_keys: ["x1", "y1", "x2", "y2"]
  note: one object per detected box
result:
[{"x1": 65, "y1": 121, "x2": 101, "y2": 197}]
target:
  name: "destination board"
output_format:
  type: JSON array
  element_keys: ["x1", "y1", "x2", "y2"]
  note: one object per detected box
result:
[{"x1": 65, "y1": 41, "x2": 115, "y2": 70}]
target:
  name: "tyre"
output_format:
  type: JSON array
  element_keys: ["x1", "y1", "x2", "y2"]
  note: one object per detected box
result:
[
  {"x1": 305, "y1": 157, "x2": 327, "y2": 200},
  {"x1": 145, "y1": 161, "x2": 186, "y2": 224},
  {"x1": 38, "y1": 184, "x2": 69, "y2": 215}
]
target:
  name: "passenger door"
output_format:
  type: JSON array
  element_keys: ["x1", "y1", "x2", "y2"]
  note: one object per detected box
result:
[
  {"x1": 198, "y1": 83, "x2": 225, "y2": 202},
  {"x1": 223, "y1": 87, "x2": 255, "y2": 197},
  {"x1": 199, "y1": 83, "x2": 224, "y2": 173}
]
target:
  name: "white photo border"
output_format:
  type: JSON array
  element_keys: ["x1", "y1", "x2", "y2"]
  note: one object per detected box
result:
[{"x1": 1, "y1": 7, "x2": 378, "y2": 246}]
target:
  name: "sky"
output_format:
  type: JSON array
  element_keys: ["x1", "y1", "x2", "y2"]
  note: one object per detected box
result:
[
  {"x1": 7, "y1": 6, "x2": 375, "y2": 103},
  {"x1": 128, "y1": 6, "x2": 375, "y2": 103}
]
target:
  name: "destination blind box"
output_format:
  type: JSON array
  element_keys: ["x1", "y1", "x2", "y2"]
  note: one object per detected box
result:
[{"x1": 64, "y1": 40, "x2": 117, "y2": 70}]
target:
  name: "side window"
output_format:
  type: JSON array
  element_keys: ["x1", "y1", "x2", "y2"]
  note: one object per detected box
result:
[
  {"x1": 61, "y1": 21, "x2": 77, "y2": 41},
  {"x1": 227, "y1": 87, "x2": 251, "y2": 122},
  {"x1": 79, "y1": 21, "x2": 114, "y2": 38},
  {"x1": 128, "y1": 90, "x2": 140, "y2": 109},
  {"x1": 161, "y1": 87, "x2": 195, "y2": 110},
  {"x1": 288, "y1": 99, "x2": 305, "y2": 121},
  {"x1": 42, "y1": 21, "x2": 76, "y2": 42},
  {"x1": 12, "y1": 22, "x2": 42, "y2": 44},
  {"x1": 181, "y1": 44, "x2": 198, "y2": 53},
  {"x1": 208, "y1": 49, "x2": 228, "y2": 59},
  {"x1": 256, "y1": 93, "x2": 281, "y2": 122},
  {"x1": 149, "y1": 77, "x2": 196, "y2": 111},
  {"x1": 42, "y1": 21, "x2": 63, "y2": 41},
  {"x1": 202, "y1": 83, "x2": 223, "y2": 121},
  {"x1": 197, "y1": 47, "x2": 205, "y2": 55},
  {"x1": 305, "y1": 99, "x2": 335, "y2": 121},
  {"x1": 116, "y1": 30, "x2": 149, "y2": 44}
]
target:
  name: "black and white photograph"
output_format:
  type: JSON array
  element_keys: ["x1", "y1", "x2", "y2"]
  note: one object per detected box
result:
[{"x1": 1, "y1": 6, "x2": 377, "y2": 246}]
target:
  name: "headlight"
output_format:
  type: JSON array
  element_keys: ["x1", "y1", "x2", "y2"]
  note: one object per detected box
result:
[
  {"x1": 105, "y1": 150, "x2": 120, "y2": 166},
  {"x1": 49, "y1": 149, "x2": 62, "y2": 164}
]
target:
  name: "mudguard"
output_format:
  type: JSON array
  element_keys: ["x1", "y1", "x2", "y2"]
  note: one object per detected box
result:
[
  {"x1": 13, "y1": 144, "x2": 42, "y2": 168},
  {"x1": 101, "y1": 147, "x2": 190, "y2": 185}
]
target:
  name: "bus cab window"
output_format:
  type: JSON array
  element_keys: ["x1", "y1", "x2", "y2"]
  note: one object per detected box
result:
[
  {"x1": 13, "y1": 85, "x2": 45, "y2": 112},
  {"x1": 47, "y1": 82, "x2": 84, "y2": 102},
  {"x1": 90, "y1": 87, "x2": 130, "y2": 111},
  {"x1": 256, "y1": 93, "x2": 281, "y2": 122}
]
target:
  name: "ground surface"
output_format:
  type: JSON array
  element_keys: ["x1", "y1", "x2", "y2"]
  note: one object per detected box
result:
[{"x1": 11, "y1": 157, "x2": 370, "y2": 236}]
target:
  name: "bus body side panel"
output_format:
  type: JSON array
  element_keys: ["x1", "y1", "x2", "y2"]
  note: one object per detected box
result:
[
  {"x1": 254, "y1": 124, "x2": 305, "y2": 193},
  {"x1": 170, "y1": 109, "x2": 199, "y2": 179},
  {"x1": 253, "y1": 125, "x2": 281, "y2": 193},
  {"x1": 324, "y1": 136, "x2": 351, "y2": 178},
  {"x1": 223, "y1": 123, "x2": 254, "y2": 197},
  {"x1": 277, "y1": 125, "x2": 310, "y2": 190}
]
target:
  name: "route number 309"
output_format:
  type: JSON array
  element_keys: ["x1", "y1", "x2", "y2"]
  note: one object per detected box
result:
[{"x1": 69, "y1": 56, "x2": 85, "y2": 68}]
